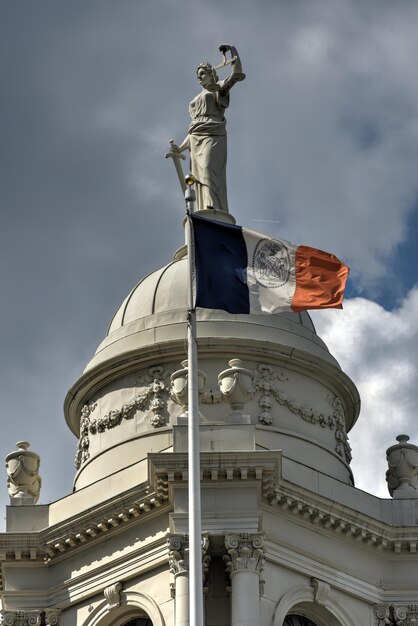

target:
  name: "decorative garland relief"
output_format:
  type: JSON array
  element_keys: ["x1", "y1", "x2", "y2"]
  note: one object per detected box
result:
[{"x1": 75, "y1": 361, "x2": 351, "y2": 469}]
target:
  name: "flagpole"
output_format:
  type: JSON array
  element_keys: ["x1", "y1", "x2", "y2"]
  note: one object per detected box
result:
[{"x1": 184, "y1": 177, "x2": 204, "y2": 626}]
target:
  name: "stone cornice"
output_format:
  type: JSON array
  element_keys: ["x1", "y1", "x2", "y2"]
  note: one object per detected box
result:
[
  {"x1": 269, "y1": 479, "x2": 418, "y2": 554},
  {"x1": 0, "y1": 485, "x2": 169, "y2": 571},
  {"x1": 148, "y1": 450, "x2": 280, "y2": 502}
]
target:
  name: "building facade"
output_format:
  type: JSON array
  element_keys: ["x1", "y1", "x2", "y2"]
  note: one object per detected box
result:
[{"x1": 1, "y1": 210, "x2": 418, "y2": 626}]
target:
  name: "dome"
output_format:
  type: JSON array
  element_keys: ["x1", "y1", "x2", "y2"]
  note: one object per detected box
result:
[
  {"x1": 85, "y1": 253, "x2": 339, "y2": 374},
  {"x1": 65, "y1": 247, "x2": 360, "y2": 492}
]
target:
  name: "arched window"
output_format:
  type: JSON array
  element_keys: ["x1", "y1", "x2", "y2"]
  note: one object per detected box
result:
[
  {"x1": 284, "y1": 617, "x2": 318, "y2": 626},
  {"x1": 121, "y1": 620, "x2": 152, "y2": 626}
]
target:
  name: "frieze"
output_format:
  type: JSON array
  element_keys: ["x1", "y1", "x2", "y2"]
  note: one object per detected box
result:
[
  {"x1": 253, "y1": 362, "x2": 351, "y2": 462},
  {"x1": 75, "y1": 366, "x2": 173, "y2": 469}
]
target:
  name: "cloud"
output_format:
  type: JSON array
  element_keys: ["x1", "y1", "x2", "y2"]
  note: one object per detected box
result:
[
  {"x1": 2, "y1": 0, "x2": 418, "y2": 522},
  {"x1": 312, "y1": 286, "x2": 418, "y2": 497}
]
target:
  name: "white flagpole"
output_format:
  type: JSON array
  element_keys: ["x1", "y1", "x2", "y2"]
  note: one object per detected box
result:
[{"x1": 184, "y1": 179, "x2": 204, "y2": 626}]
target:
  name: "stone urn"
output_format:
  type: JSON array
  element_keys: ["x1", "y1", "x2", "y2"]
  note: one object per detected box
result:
[
  {"x1": 218, "y1": 358, "x2": 255, "y2": 415},
  {"x1": 5, "y1": 441, "x2": 42, "y2": 504},
  {"x1": 386, "y1": 434, "x2": 418, "y2": 499},
  {"x1": 170, "y1": 360, "x2": 206, "y2": 417}
]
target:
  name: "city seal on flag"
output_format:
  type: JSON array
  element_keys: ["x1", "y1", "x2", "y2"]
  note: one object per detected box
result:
[{"x1": 252, "y1": 238, "x2": 291, "y2": 289}]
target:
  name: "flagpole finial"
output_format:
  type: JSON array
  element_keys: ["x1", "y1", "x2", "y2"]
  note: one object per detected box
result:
[{"x1": 185, "y1": 175, "x2": 196, "y2": 213}]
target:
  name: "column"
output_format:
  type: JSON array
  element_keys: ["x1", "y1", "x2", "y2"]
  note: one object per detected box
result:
[
  {"x1": 224, "y1": 533, "x2": 265, "y2": 626},
  {"x1": 168, "y1": 534, "x2": 189, "y2": 626}
]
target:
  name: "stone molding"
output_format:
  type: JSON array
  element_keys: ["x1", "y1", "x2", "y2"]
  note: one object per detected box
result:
[
  {"x1": 374, "y1": 604, "x2": 418, "y2": 625},
  {"x1": 148, "y1": 450, "x2": 279, "y2": 503},
  {"x1": 269, "y1": 483, "x2": 418, "y2": 554},
  {"x1": 224, "y1": 533, "x2": 265, "y2": 575},
  {"x1": 81, "y1": 590, "x2": 165, "y2": 626},
  {"x1": 0, "y1": 485, "x2": 168, "y2": 569},
  {"x1": 103, "y1": 582, "x2": 123, "y2": 609}
]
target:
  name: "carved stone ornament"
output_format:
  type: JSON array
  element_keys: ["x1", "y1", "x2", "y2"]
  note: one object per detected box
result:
[
  {"x1": 170, "y1": 360, "x2": 207, "y2": 417},
  {"x1": 44, "y1": 610, "x2": 62, "y2": 626},
  {"x1": 224, "y1": 533, "x2": 265, "y2": 576},
  {"x1": 5, "y1": 442, "x2": 42, "y2": 504},
  {"x1": 104, "y1": 581, "x2": 123, "y2": 609},
  {"x1": 168, "y1": 534, "x2": 211, "y2": 585},
  {"x1": 373, "y1": 604, "x2": 418, "y2": 625},
  {"x1": 168, "y1": 534, "x2": 189, "y2": 576},
  {"x1": 386, "y1": 435, "x2": 418, "y2": 499},
  {"x1": 75, "y1": 365, "x2": 174, "y2": 469},
  {"x1": 252, "y1": 362, "x2": 352, "y2": 463},
  {"x1": 218, "y1": 359, "x2": 255, "y2": 414},
  {"x1": 374, "y1": 604, "x2": 392, "y2": 625},
  {"x1": 201, "y1": 533, "x2": 211, "y2": 584},
  {"x1": 1, "y1": 612, "x2": 42, "y2": 626},
  {"x1": 311, "y1": 578, "x2": 331, "y2": 606},
  {"x1": 393, "y1": 604, "x2": 418, "y2": 625}
]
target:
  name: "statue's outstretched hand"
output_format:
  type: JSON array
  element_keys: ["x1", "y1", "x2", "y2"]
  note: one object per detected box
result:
[{"x1": 165, "y1": 140, "x2": 186, "y2": 160}]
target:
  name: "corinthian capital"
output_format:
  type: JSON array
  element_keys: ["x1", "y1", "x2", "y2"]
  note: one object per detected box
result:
[
  {"x1": 168, "y1": 534, "x2": 189, "y2": 576},
  {"x1": 224, "y1": 533, "x2": 265, "y2": 575}
]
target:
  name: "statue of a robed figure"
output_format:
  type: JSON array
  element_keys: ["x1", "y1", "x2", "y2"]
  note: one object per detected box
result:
[{"x1": 167, "y1": 44, "x2": 245, "y2": 213}]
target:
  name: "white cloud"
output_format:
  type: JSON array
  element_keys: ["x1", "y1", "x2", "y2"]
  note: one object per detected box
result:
[{"x1": 312, "y1": 286, "x2": 418, "y2": 497}]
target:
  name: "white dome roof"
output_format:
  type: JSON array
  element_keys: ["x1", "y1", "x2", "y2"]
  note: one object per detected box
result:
[{"x1": 83, "y1": 254, "x2": 339, "y2": 373}]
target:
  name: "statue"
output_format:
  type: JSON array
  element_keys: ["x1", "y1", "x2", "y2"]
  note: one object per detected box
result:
[{"x1": 167, "y1": 44, "x2": 245, "y2": 212}]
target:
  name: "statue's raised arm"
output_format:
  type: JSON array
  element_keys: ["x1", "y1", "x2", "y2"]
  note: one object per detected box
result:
[{"x1": 167, "y1": 44, "x2": 245, "y2": 213}]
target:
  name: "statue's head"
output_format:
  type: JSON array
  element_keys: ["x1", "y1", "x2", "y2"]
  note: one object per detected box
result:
[{"x1": 197, "y1": 62, "x2": 218, "y2": 87}]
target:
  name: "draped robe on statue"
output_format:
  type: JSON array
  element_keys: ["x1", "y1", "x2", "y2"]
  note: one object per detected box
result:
[{"x1": 188, "y1": 88, "x2": 230, "y2": 212}]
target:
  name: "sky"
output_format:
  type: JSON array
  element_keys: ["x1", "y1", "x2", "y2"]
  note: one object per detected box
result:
[{"x1": 1, "y1": 0, "x2": 418, "y2": 525}]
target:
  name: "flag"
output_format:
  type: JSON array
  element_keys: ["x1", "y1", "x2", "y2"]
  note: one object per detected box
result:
[{"x1": 190, "y1": 214, "x2": 349, "y2": 314}]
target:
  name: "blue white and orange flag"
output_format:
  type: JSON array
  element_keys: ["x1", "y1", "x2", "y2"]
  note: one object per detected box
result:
[{"x1": 190, "y1": 214, "x2": 349, "y2": 314}]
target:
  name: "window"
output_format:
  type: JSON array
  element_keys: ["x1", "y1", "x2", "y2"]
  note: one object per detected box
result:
[
  {"x1": 284, "y1": 617, "x2": 318, "y2": 626},
  {"x1": 122, "y1": 620, "x2": 152, "y2": 626}
]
